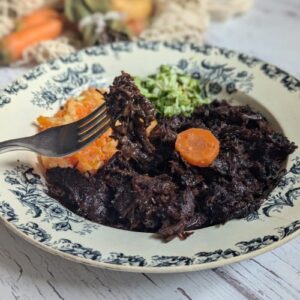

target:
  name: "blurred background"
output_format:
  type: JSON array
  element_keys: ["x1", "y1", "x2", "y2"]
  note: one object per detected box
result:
[
  {"x1": 0, "y1": 0, "x2": 299, "y2": 77},
  {"x1": 0, "y1": 0, "x2": 254, "y2": 65}
]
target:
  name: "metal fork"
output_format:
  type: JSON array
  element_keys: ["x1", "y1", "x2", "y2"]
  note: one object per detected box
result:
[{"x1": 0, "y1": 103, "x2": 110, "y2": 157}]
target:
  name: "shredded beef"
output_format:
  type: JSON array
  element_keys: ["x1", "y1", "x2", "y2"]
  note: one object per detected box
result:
[
  {"x1": 105, "y1": 72, "x2": 156, "y2": 171},
  {"x1": 46, "y1": 72, "x2": 297, "y2": 241}
]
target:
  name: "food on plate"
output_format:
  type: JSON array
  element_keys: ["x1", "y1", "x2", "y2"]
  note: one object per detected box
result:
[
  {"x1": 45, "y1": 71, "x2": 296, "y2": 241},
  {"x1": 175, "y1": 128, "x2": 220, "y2": 167},
  {"x1": 37, "y1": 88, "x2": 117, "y2": 173},
  {"x1": 134, "y1": 65, "x2": 209, "y2": 116}
]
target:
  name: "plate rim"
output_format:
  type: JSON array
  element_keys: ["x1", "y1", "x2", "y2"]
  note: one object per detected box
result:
[
  {"x1": 0, "y1": 41, "x2": 299, "y2": 273},
  {"x1": 1, "y1": 214, "x2": 299, "y2": 273}
]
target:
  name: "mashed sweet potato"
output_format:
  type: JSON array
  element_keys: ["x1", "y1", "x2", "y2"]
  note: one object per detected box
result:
[{"x1": 37, "y1": 88, "x2": 118, "y2": 173}]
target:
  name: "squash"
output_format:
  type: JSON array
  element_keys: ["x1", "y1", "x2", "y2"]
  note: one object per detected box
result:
[{"x1": 111, "y1": 0, "x2": 153, "y2": 20}]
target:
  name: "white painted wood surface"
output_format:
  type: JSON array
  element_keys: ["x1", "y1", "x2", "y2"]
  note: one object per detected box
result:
[{"x1": 0, "y1": 0, "x2": 299, "y2": 299}]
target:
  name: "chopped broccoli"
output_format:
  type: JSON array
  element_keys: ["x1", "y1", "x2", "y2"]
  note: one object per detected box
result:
[{"x1": 135, "y1": 65, "x2": 209, "y2": 117}]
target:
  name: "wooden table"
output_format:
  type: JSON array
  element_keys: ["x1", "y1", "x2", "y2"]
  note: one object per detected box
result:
[{"x1": 0, "y1": 1, "x2": 299, "y2": 299}]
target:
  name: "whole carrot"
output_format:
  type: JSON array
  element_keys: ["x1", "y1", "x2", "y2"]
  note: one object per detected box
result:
[
  {"x1": 0, "y1": 17, "x2": 64, "y2": 64},
  {"x1": 16, "y1": 7, "x2": 60, "y2": 31}
]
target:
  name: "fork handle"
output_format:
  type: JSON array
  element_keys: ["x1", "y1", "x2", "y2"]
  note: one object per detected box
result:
[{"x1": 0, "y1": 138, "x2": 33, "y2": 155}]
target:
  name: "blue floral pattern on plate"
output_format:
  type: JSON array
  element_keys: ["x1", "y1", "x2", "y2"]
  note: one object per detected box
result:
[
  {"x1": 4, "y1": 166, "x2": 98, "y2": 235},
  {"x1": 0, "y1": 41, "x2": 299, "y2": 271},
  {"x1": 31, "y1": 63, "x2": 106, "y2": 109},
  {"x1": 0, "y1": 201, "x2": 298, "y2": 267}
]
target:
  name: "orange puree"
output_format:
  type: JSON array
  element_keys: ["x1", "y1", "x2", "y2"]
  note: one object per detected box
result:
[{"x1": 37, "y1": 88, "x2": 118, "y2": 173}]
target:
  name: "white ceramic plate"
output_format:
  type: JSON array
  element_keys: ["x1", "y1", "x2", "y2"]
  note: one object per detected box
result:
[{"x1": 0, "y1": 41, "x2": 299, "y2": 273}]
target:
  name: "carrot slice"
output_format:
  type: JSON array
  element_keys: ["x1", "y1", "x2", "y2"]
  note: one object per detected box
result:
[{"x1": 175, "y1": 128, "x2": 220, "y2": 167}]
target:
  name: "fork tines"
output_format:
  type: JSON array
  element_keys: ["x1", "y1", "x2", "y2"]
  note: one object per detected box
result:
[{"x1": 77, "y1": 103, "x2": 110, "y2": 144}]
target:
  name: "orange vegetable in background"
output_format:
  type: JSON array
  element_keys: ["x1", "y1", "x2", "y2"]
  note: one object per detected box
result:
[
  {"x1": 16, "y1": 7, "x2": 60, "y2": 31},
  {"x1": 111, "y1": 0, "x2": 153, "y2": 36},
  {"x1": 111, "y1": 0, "x2": 153, "y2": 20},
  {"x1": 175, "y1": 128, "x2": 220, "y2": 167},
  {"x1": 127, "y1": 18, "x2": 148, "y2": 36},
  {"x1": 0, "y1": 17, "x2": 64, "y2": 64}
]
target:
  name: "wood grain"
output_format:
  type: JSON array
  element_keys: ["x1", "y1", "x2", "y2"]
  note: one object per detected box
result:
[
  {"x1": 0, "y1": 224, "x2": 299, "y2": 300},
  {"x1": 0, "y1": 0, "x2": 299, "y2": 299}
]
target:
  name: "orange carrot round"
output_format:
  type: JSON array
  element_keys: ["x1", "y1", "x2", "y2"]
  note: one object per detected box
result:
[
  {"x1": 17, "y1": 8, "x2": 60, "y2": 31},
  {"x1": 1, "y1": 17, "x2": 64, "y2": 62},
  {"x1": 175, "y1": 128, "x2": 220, "y2": 167}
]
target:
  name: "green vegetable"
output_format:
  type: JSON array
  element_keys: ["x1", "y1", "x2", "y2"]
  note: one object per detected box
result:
[
  {"x1": 64, "y1": 0, "x2": 129, "y2": 47},
  {"x1": 135, "y1": 65, "x2": 209, "y2": 117},
  {"x1": 64, "y1": 0, "x2": 111, "y2": 22}
]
